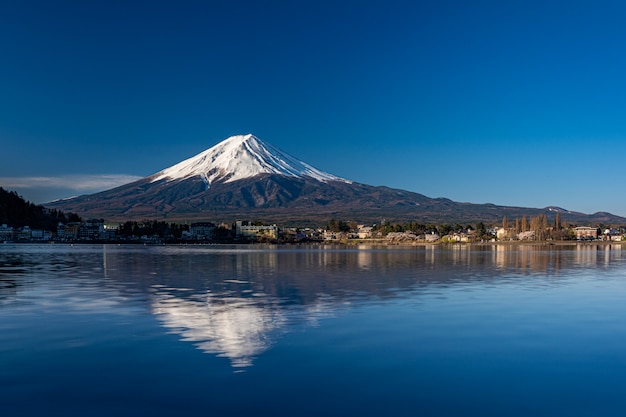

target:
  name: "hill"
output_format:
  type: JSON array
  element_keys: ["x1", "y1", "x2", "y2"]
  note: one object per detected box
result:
[{"x1": 0, "y1": 187, "x2": 81, "y2": 229}]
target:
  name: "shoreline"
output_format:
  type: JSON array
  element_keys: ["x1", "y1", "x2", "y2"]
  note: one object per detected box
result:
[{"x1": 3, "y1": 239, "x2": 624, "y2": 248}]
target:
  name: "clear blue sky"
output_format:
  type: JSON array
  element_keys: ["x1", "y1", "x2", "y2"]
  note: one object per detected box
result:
[{"x1": 1, "y1": 0, "x2": 625, "y2": 216}]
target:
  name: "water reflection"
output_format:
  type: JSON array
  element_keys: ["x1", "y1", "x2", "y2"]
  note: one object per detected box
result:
[
  {"x1": 151, "y1": 289, "x2": 287, "y2": 367},
  {"x1": 125, "y1": 243, "x2": 626, "y2": 368},
  {"x1": 0, "y1": 254, "x2": 24, "y2": 301},
  {"x1": 2, "y1": 243, "x2": 625, "y2": 369}
]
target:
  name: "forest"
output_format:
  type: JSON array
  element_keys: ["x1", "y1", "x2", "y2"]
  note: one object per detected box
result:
[{"x1": 0, "y1": 187, "x2": 81, "y2": 230}]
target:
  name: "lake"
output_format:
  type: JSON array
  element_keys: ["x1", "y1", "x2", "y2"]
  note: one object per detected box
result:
[{"x1": 2, "y1": 243, "x2": 626, "y2": 416}]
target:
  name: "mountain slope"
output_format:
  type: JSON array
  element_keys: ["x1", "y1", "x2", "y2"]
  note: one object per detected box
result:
[{"x1": 45, "y1": 135, "x2": 626, "y2": 225}]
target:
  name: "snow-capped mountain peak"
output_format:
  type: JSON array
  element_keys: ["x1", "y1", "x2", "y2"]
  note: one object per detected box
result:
[{"x1": 150, "y1": 134, "x2": 351, "y2": 187}]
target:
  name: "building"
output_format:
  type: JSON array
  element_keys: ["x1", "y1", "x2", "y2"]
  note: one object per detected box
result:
[
  {"x1": 56, "y1": 223, "x2": 65, "y2": 239},
  {"x1": 79, "y1": 219, "x2": 105, "y2": 240},
  {"x1": 190, "y1": 222, "x2": 216, "y2": 240},
  {"x1": 603, "y1": 228, "x2": 623, "y2": 241},
  {"x1": 102, "y1": 225, "x2": 117, "y2": 240},
  {"x1": 357, "y1": 226, "x2": 373, "y2": 239},
  {"x1": 573, "y1": 226, "x2": 598, "y2": 240},
  {"x1": 235, "y1": 221, "x2": 278, "y2": 240},
  {"x1": 17, "y1": 226, "x2": 31, "y2": 241},
  {"x1": 496, "y1": 227, "x2": 512, "y2": 240},
  {"x1": 30, "y1": 229, "x2": 44, "y2": 240},
  {"x1": 63, "y1": 223, "x2": 81, "y2": 240},
  {"x1": 0, "y1": 224, "x2": 14, "y2": 241},
  {"x1": 424, "y1": 232, "x2": 441, "y2": 243}
]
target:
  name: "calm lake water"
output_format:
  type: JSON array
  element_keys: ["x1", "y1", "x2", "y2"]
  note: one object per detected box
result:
[{"x1": 2, "y1": 243, "x2": 626, "y2": 416}]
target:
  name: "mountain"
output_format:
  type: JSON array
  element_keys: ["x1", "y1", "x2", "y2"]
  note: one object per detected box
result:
[
  {"x1": 150, "y1": 134, "x2": 350, "y2": 186},
  {"x1": 45, "y1": 134, "x2": 626, "y2": 226}
]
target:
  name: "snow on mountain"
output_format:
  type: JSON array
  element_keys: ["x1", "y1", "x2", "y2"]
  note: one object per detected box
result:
[{"x1": 150, "y1": 134, "x2": 351, "y2": 187}]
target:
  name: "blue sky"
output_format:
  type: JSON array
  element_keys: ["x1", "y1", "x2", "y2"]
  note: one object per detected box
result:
[{"x1": 1, "y1": 0, "x2": 625, "y2": 217}]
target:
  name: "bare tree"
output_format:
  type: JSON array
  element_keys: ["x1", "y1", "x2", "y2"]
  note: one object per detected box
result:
[{"x1": 521, "y1": 215, "x2": 529, "y2": 232}]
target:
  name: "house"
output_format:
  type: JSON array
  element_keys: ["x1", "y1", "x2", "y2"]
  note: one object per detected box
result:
[
  {"x1": 441, "y1": 232, "x2": 473, "y2": 243},
  {"x1": 603, "y1": 228, "x2": 623, "y2": 241},
  {"x1": 357, "y1": 226, "x2": 373, "y2": 239}
]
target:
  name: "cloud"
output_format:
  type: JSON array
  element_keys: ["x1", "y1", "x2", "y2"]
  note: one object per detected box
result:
[
  {"x1": 0, "y1": 174, "x2": 142, "y2": 191},
  {"x1": 0, "y1": 174, "x2": 143, "y2": 203}
]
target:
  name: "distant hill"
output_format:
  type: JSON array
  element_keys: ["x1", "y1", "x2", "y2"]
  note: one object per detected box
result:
[
  {"x1": 45, "y1": 134, "x2": 626, "y2": 226},
  {"x1": 0, "y1": 187, "x2": 81, "y2": 229}
]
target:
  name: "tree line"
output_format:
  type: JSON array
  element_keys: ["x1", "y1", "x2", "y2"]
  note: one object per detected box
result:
[
  {"x1": 501, "y1": 213, "x2": 574, "y2": 240},
  {"x1": 0, "y1": 187, "x2": 81, "y2": 230},
  {"x1": 117, "y1": 220, "x2": 190, "y2": 239},
  {"x1": 329, "y1": 219, "x2": 493, "y2": 240}
]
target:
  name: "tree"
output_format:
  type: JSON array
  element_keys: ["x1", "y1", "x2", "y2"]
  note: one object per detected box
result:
[
  {"x1": 437, "y1": 224, "x2": 453, "y2": 236},
  {"x1": 327, "y1": 219, "x2": 350, "y2": 233},
  {"x1": 0, "y1": 187, "x2": 80, "y2": 229},
  {"x1": 475, "y1": 222, "x2": 487, "y2": 240},
  {"x1": 68, "y1": 213, "x2": 82, "y2": 223},
  {"x1": 521, "y1": 215, "x2": 529, "y2": 232},
  {"x1": 539, "y1": 214, "x2": 548, "y2": 240}
]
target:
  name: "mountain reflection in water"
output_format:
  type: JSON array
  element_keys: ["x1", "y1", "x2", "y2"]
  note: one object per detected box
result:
[
  {"x1": 2, "y1": 243, "x2": 624, "y2": 370},
  {"x1": 151, "y1": 289, "x2": 287, "y2": 367},
  {"x1": 111, "y1": 243, "x2": 624, "y2": 368},
  {"x1": 4, "y1": 243, "x2": 626, "y2": 417}
]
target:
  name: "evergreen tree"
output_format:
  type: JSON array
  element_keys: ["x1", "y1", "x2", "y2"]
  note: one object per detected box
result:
[
  {"x1": 475, "y1": 222, "x2": 487, "y2": 239},
  {"x1": 0, "y1": 187, "x2": 80, "y2": 229}
]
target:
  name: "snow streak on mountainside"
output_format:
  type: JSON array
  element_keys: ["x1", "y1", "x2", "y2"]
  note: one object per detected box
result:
[{"x1": 150, "y1": 134, "x2": 351, "y2": 187}]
